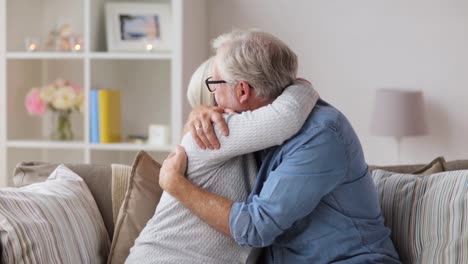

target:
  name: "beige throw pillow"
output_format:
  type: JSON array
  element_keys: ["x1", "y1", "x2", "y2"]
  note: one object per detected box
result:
[
  {"x1": 411, "y1": 156, "x2": 446, "y2": 175},
  {"x1": 111, "y1": 164, "x2": 132, "y2": 224},
  {"x1": 0, "y1": 165, "x2": 111, "y2": 263},
  {"x1": 107, "y1": 151, "x2": 163, "y2": 264}
]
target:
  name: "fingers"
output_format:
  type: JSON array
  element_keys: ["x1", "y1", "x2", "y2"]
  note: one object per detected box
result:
[
  {"x1": 175, "y1": 144, "x2": 185, "y2": 154},
  {"x1": 195, "y1": 118, "x2": 214, "y2": 149},
  {"x1": 163, "y1": 151, "x2": 176, "y2": 164},
  {"x1": 162, "y1": 145, "x2": 188, "y2": 177},
  {"x1": 209, "y1": 106, "x2": 228, "y2": 137},
  {"x1": 223, "y1": 108, "x2": 235, "y2": 114},
  {"x1": 211, "y1": 113, "x2": 229, "y2": 137},
  {"x1": 175, "y1": 145, "x2": 187, "y2": 163},
  {"x1": 189, "y1": 121, "x2": 206, "y2": 149},
  {"x1": 199, "y1": 116, "x2": 219, "y2": 149},
  {"x1": 163, "y1": 145, "x2": 186, "y2": 167},
  {"x1": 212, "y1": 106, "x2": 225, "y2": 113},
  {"x1": 187, "y1": 106, "x2": 211, "y2": 149},
  {"x1": 186, "y1": 105, "x2": 228, "y2": 149}
]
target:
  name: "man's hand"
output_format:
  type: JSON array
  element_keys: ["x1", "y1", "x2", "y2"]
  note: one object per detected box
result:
[
  {"x1": 159, "y1": 145, "x2": 233, "y2": 236},
  {"x1": 160, "y1": 145, "x2": 188, "y2": 194},
  {"x1": 185, "y1": 106, "x2": 229, "y2": 149}
]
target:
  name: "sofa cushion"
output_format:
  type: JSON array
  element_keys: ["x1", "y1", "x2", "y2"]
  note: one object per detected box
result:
[
  {"x1": 372, "y1": 169, "x2": 468, "y2": 263},
  {"x1": 13, "y1": 161, "x2": 114, "y2": 239},
  {"x1": 107, "y1": 151, "x2": 163, "y2": 264},
  {"x1": 368, "y1": 156, "x2": 446, "y2": 175},
  {"x1": 0, "y1": 165, "x2": 111, "y2": 263},
  {"x1": 444, "y1": 159, "x2": 468, "y2": 171}
]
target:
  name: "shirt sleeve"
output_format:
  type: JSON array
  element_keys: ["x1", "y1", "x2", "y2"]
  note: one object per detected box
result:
[
  {"x1": 185, "y1": 80, "x2": 319, "y2": 163},
  {"x1": 229, "y1": 125, "x2": 348, "y2": 247}
]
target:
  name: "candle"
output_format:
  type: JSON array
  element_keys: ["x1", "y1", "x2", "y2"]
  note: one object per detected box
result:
[
  {"x1": 24, "y1": 37, "x2": 39, "y2": 52},
  {"x1": 146, "y1": 43, "x2": 153, "y2": 51},
  {"x1": 73, "y1": 43, "x2": 81, "y2": 51},
  {"x1": 70, "y1": 36, "x2": 83, "y2": 52},
  {"x1": 144, "y1": 37, "x2": 156, "y2": 52},
  {"x1": 28, "y1": 43, "x2": 37, "y2": 51}
]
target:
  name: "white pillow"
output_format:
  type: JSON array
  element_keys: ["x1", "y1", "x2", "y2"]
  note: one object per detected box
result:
[{"x1": 0, "y1": 165, "x2": 111, "y2": 263}]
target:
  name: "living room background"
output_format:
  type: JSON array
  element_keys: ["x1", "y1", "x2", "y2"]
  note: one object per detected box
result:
[
  {"x1": 206, "y1": 0, "x2": 468, "y2": 166},
  {"x1": 2, "y1": 0, "x2": 467, "y2": 185}
]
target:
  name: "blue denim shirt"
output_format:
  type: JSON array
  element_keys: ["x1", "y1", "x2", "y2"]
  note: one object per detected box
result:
[{"x1": 229, "y1": 99, "x2": 400, "y2": 263}]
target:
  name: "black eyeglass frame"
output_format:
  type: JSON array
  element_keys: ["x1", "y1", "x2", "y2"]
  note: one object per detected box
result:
[{"x1": 205, "y1": 77, "x2": 228, "y2": 92}]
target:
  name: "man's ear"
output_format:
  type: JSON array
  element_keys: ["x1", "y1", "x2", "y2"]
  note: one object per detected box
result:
[{"x1": 237, "y1": 81, "x2": 252, "y2": 104}]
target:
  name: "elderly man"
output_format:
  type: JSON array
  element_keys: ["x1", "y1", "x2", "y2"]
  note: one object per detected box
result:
[{"x1": 160, "y1": 29, "x2": 400, "y2": 263}]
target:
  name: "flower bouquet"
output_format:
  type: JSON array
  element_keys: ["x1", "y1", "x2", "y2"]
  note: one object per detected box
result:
[{"x1": 25, "y1": 79, "x2": 84, "y2": 140}]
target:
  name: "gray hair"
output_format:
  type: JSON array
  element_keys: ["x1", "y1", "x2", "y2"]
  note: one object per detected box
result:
[
  {"x1": 187, "y1": 58, "x2": 215, "y2": 108},
  {"x1": 212, "y1": 29, "x2": 298, "y2": 100}
]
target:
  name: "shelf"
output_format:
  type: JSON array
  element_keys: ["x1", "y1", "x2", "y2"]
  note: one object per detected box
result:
[
  {"x1": 7, "y1": 140, "x2": 85, "y2": 149},
  {"x1": 6, "y1": 52, "x2": 85, "y2": 59},
  {"x1": 5, "y1": 52, "x2": 172, "y2": 60},
  {"x1": 1, "y1": 0, "x2": 206, "y2": 187},
  {"x1": 7, "y1": 141, "x2": 173, "y2": 152},
  {"x1": 90, "y1": 52, "x2": 172, "y2": 60},
  {"x1": 89, "y1": 143, "x2": 172, "y2": 152}
]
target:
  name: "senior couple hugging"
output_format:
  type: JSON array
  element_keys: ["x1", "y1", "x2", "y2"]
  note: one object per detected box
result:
[{"x1": 124, "y1": 29, "x2": 401, "y2": 264}]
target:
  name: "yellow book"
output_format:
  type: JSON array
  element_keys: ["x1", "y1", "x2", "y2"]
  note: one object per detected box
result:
[{"x1": 98, "y1": 89, "x2": 121, "y2": 143}]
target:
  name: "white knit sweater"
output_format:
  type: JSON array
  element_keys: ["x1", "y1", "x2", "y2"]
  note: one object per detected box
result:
[{"x1": 126, "y1": 81, "x2": 319, "y2": 264}]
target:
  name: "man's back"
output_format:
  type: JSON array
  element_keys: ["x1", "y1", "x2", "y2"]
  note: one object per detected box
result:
[{"x1": 230, "y1": 99, "x2": 401, "y2": 263}]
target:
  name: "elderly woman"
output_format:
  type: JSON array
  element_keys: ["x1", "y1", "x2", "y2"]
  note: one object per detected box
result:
[{"x1": 126, "y1": 56, "x2": 319, "y2": 263}]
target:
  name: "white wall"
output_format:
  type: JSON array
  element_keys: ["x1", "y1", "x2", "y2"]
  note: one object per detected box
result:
[
  {"x1": 207, "y1": 0, "x2": 468, "y2": 165},
  {"x1": 0, "y1": 0, "x2": 6, "y2": 182}
]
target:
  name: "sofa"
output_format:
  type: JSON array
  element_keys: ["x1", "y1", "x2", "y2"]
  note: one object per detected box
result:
[{"x1": 2, "y1": 152, "x2": 468, "y2": 263}]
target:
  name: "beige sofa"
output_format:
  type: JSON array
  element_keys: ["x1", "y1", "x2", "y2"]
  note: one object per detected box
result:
[
  {"x1": 9, "y1": 157, "x2": 468, "y2": 263},
  {"x1": 11, "y1": 157, "x2": 258, "y2": 264}
]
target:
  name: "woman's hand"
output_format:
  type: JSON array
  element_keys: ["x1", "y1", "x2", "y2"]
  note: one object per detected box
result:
[
  {"x1": 159, "y1": 145, "x2": 188, "y2": 194},
  {"x1": 185, "y1": 106, "x2": 229, "y2": 149}
]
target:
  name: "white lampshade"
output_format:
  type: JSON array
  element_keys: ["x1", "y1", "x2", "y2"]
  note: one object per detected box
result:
[{"x1": 370, "y1": 89, "x2": 428, "y2": 137}]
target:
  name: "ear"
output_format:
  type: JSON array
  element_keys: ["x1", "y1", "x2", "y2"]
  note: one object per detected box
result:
[{"x1": 237, "y1": 81, "x2": 252, "y2": 104}]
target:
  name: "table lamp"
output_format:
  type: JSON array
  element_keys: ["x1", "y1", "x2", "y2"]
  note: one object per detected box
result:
[{"x1": 370, "y1": 89, "x2": 428, "y2": 164}]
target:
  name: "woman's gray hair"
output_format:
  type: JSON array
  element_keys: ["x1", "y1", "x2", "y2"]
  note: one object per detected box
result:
[
  {"x1": 187, "y1": 58, "x2": 215, "y2": 108},
  {"x1": 212, "y1": 29, "x2": 298, "y2": 100}
]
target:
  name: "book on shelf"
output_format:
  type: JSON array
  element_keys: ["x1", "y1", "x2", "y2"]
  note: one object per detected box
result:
[
  {"x1": 89, "y1": 89, "x2": 100, "y2": 143},
  {"x1": 98, "y1": 89, "x2": 121, "y2": 143}
]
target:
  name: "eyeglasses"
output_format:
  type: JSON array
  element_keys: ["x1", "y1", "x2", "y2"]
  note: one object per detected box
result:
[{"x1": 205, "y1": 77, "x2": 229, "y2": 92}]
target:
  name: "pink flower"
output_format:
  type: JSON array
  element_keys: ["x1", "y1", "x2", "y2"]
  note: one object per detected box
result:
[
  {"x1": 69, "y1": 82, "x2": 82, "y2": 93},
  {"x1": 25, "y1": 88, "x2": 47, "y2": 116},
  {"x1": 54, "y1": 79, "x2": 66, "y2": 88}
]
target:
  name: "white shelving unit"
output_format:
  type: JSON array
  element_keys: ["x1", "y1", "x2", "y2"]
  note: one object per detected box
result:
[{"x1": 0, "y1": 0, "x2": 208, "y2": 186}]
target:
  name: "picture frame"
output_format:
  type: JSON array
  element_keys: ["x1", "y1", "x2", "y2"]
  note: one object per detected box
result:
[{"x1": 105, "y1": 3, "x2": 172, "y2": 52}]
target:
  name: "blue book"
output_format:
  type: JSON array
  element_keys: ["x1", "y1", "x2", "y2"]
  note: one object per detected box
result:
[{"x1": 90, "y1": 89, "x2": 100, "y2": 143}]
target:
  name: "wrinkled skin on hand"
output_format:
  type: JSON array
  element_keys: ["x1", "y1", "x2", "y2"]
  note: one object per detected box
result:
[
  {"x1": 159, "y1": 145, "x2": 187, "y2": 193},
  {"x1": 185, "y1": 105, "x2": 230, "y2": 149}
]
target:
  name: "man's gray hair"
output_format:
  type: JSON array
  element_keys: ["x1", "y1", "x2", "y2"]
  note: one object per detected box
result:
[{"x1": 212, "y1": 29, "x2": 298, "y2": 100}]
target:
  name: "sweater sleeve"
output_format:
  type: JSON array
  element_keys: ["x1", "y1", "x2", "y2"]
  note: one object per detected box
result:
[{"x1": 184, "y1": 80, "x2": 319, "y2": 163}]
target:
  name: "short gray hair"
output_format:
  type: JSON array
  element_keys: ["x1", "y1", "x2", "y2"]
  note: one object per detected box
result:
[{"x1": 212, "y1": 29, "x2": 298, "y2": 100}]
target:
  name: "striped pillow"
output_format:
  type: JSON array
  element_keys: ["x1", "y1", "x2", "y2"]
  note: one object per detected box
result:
[
  {"x1": 0, "y1": 165, "x2": 111, "y2": 263},
  {"x1": 372, "y1": 169, "x2": 468, "y2": 264}
]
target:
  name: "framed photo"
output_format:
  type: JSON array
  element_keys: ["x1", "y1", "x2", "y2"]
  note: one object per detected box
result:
[{"x1": 106, "y1": 3, "x2": 172, "y2": 52}]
